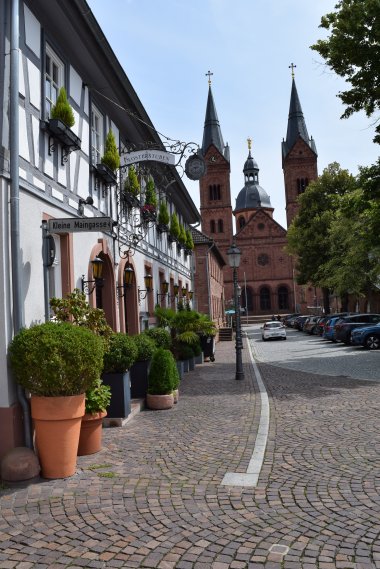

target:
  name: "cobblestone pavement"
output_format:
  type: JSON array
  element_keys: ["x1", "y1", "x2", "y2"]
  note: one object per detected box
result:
[{"x1": 1, "y1": 337, "x2": 380, "y2": 568}]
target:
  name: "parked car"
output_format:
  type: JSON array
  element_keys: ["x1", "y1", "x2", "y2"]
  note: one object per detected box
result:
[
  {"x1": 261, "y1": 321, "x2": 287, "y2": 341},
  {"x1": 351, "y1": 323, "x2": 380, "y2": 350},
  {"x1": 294, "y1": 315, "x2": 309, "y2": 331},
  {"x1": 303, "y1": 315, "x2": 321, "y2": 335},
  {"x1": 322, "y1": 313, "x2": 351, "y2": 341},
  {"x1": 283, "y1": 313, "x2": 301, "y2": 327},
  {"x1": 335, "y1": 313, "x2": 380, "y2": 344}
]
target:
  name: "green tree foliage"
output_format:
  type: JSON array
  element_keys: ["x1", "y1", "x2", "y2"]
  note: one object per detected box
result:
[
  {"x1": 178, "y1": 223, "x2": 187, "y2": 245},
  {"x1": 158, "y1": 201, "x2": 170, "y2": 226},
  {"x1": 144, "y1": 178, "x2": 157, "y2": 207},
  {"x1": 185, "y1": 229, "x2": 194, "y2": 250},
  {"x1": 50, "y1": 87, "x2": 75, "y2": 128},
  {"x1": 169, "y1": 212, "x2": 180, "y2": 239},
  {"x1": 101, "y1": 130, "x2": 120, "y2": 171},
  {"x1": 311, "y1": 0, "x2": 380, "y2": 143},
  {"x1": 124, "y1": 165, "x2": 140, "y2": 197}
]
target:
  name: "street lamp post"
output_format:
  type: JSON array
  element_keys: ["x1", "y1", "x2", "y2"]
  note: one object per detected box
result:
[{"x1": 227, "y1": 242, "x2": 244, "y2": 381}]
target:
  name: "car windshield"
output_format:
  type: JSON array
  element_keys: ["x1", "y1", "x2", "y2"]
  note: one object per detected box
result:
[{"x1": 265, "y1": 322, "x2": 282, "y2": 328}]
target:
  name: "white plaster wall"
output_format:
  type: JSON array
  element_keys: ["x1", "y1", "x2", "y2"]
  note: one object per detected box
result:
[
  {"x1": 81, "y1": 117, "x2": 89, "y2": 157},
  {"x1": 19, "y1": 53, "x2": 25, "y2": 98},
  {"x1": 31, "y1": 116, "x2": 40, "y2": 168},
  {"x1": 70, "y1": 66, "x2": 82, "y2": 107},
  {"x1": 84, "y1": 86, "x2": 89, "y2": 117},
  {"x1": 27, "y1": 59, "x2": 41, "y2": 110},
  {"x1": 57, "y1": 155, "x2": 66, "y2": 187},
  {"x1": 77, "y1": 156, "x2": 89, "y2": 199},
  {"x1": 70, "y1": 153, "x2": 76, "y2": 191},
  {"x1": 43, "y1": 135, "x2": 54, "y2": 178},
  {"x1": 71, "y1": 109, "x2": 80, "y2": 138},
  {"x1": 23, "y1": 4, "x2": 41, "y2": 57},
  {"x1": 18, "y1": 106, "x2": 30, "y2": 162}
]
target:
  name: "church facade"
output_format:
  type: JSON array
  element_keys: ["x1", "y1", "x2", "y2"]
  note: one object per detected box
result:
[{"x1": 198, "y1": 76, "x2": 320, "y2": 316}]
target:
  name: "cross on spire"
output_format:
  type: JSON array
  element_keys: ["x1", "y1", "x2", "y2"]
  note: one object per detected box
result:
[
  {"x1": 289, "y1": 62, "x2": 296, "y2": 79},
  {"x1": 205, "y1": 70, "x2": 213, "y2": 86},
  {"x1": 247, "y1": 137, "x2": 252, "y2": 151}
]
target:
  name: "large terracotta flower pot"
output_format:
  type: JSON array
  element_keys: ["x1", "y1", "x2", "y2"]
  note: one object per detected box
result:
[
  {"x1": 31, "y1": 394, "x2": 85, "y2": 479},
  {"x1": 77, "y1": 411, "x2": 107, "y2": 456},
  {"x1": 146, "y1": 393, "x2": 174, "y2": 410}
]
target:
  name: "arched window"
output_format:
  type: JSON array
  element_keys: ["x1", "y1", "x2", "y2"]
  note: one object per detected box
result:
[
  {"x1": 297, "y1": 178, "x2": 309, "y2": 194},
  {"x1": 260, "y1": 287, "x2": 271, "y2": 310},
  {"x1": 210, "y1": 219, "x2": 216, "y2": 233},
  {"x1": 209, "y1": 184, "x2": 221, "y2": 200},
  {"x1": 278, "y1": 286, "x2": 289, "y2": 310},
  {"x1": 239, "y1": 216, "x2": 245, "y2": 229},
  {"x1": 217, "y1": 219, "x2": 224, "y2": 233}
]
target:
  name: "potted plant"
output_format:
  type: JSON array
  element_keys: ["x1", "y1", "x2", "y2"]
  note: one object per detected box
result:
[
  {"x1": 185, "y1": 229, "x2": 194, "y2": 256},
  {"x1": 169, "y1": 212, "x2": 180, "y2": 244},
  {"x1": 130, "y1": 333, "x2": 157, "y2": 399},
  {"x1": 102, "y1": 333, "x2": 138, "y2": 419},
  {"x1": 141, "y1": 178, "x2": 157, "y2": 221},
  {"x1": 77, "y1": 378, "x2": 111, "y2": 456},
  {"x1": 146, "y1": 348, "x2": 177, "y2": 410},
  {"x1": 144, "y1": 327, "x2": 172, "y2": 350},
  {"x1": 96, "y1": 130, "x2": 120, "y2": 185},
  {"x1": 193, "y1": 340, "x2": 204, "y2": 365},
  {"x1": 47, "y1": 87, "x2": 81, "y2": 152},
  {"x1": 122, "y1": 165, "x2": 140, "y2": 208},
  {"x1": 8, "y1": 322, "x2": 104, "y2": 479},
  {"x1": 157, "y1": 201, "x2": 170, "y2": 233},
  {"x1": 178, "y1": 223, "x2": 187, "y2": 251}
]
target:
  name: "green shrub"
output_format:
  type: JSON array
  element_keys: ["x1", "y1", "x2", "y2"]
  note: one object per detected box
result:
[
  {"x1": 178, "y1": 224, "x2": 187, "y2": 245},
  {"x1": 103, "y1": 333, "x2": 137, "y2": 373},
  {"x1": 192, "y1": 341, "x2": 202, "y2": 357},
  {"x1": 101, "y1": 130, "x2": 120, "y2": 171},
  {"x1": 132, "y1": 334, "x2": 156, "y2": 362},
  {"x1": 144, "y1": 178, "x2": 157, "y2": 207},
  {"x1": 169, "y1": 212, "x2": 180, "y2": 239},
  {"x1": 8, "y1": 322, "x2": 104, "y2": 396},
  {"x1": 176, "y1": 342, "x2": 194, "y2": 361},
  {"x1": 158, "y1": 201, "x2": 170, "y2": 226},
  {"x1": 50, "y1": 87, "x2": 75, "y2": 128},
  {"x1": 185, "y1": 229, "x2": 194, "y2": 250},
  {"x1": 148, "y1": 348, "x2": 177, "y2": 395},
  {"x1": 124, "y1": 165, "x2": 140, "y2": 197},
  {"x1": 144, "y1": 327, "x2": 172, "y2": 349},
  {"x1": 85, "y1": 378, "x2": 111, "y2": 414}
]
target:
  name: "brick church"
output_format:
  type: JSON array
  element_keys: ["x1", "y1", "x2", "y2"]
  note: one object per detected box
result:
[{"x1": 197, "y1": 73, "x2": 320, "y2": 316}]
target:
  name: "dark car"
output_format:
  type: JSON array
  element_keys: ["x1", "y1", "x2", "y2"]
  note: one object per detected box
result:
[
  {"x1": 283, "y1": 313, "x2": 301, "y2": 327},
  {"x1": 294, "y1": 315, "x2": 310, "y2": 331},
  {"x1": 351, "y1": 323, "x2": 380, "y2": 350},
  {"x1": 335, "y1": 313, "x2": 380, "y2": 344},
  {"x1": 303, "y1": 315, "x2": 321, "y2": 335}
]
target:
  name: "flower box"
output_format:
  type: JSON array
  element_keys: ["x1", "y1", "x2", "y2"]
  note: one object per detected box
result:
[
  {"x1": 44, "y1": 118, "x2": 81, "y2": 151},
  {"x1": 94, "y1": 163, "x2": 118, "y2": 185}
]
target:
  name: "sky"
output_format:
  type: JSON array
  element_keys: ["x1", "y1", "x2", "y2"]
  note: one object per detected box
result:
[{"x1": 87, "y1": 0, "x2": 379, "y2": 230}]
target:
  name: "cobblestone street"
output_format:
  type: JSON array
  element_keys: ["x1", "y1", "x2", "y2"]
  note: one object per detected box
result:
[{"x1": 1, "y1": 334, "x2": 380, "y2": 568}]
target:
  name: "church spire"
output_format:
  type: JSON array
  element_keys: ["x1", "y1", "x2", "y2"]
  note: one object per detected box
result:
[
  {"x1": 282, "y1": 66, "x2": 317, "y2": 160},
  {"x1": 201, "y1": 72, "x2": 225, "y2": 157}
]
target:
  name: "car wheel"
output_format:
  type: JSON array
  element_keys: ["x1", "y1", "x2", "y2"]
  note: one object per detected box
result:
[
  {"x1": 365, "y1": 335, "x2": 380, "y2": 350},
  {"x1": 262, "y1": 337, "x2": 267, "y2": 342},
  {"x1": 283, "y1": 337, "x2": 287, "y2": 340}
]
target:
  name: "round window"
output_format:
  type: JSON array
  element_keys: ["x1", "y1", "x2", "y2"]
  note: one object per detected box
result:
[{"x1": 258, "y1": 253, "x2": 269, "y2": 266}]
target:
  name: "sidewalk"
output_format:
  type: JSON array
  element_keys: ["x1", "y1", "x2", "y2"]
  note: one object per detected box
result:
[{"x1": 2, "y1": 337, "x2": 380, "y2": 568}]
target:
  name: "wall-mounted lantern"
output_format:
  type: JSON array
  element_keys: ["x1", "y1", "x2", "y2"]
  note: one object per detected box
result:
[
  {"x1": 138, "y1": 273, "x2": 153, "y2": 303},
  {"x1": 81, "y1": 256, "x2": 104, "y2": 295}
]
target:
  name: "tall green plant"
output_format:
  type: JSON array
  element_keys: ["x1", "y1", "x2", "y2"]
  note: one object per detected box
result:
[
  {"x1": 147, "y1": 348, "x2": 177, "y2": 395},
  {"x1": 50, "y1": 87, "x2": 75, "y2": 128},
  {"x1": 124, "y1": 165, "x2": 140, "y2": 197},
  {"x1": 101, "y1": 130, "x2": 120, "y2": 171},
  {"x1": 178, "y1": 224, "x2": 187, "y2": 245},
  {"x1": 158, "y1": 201, "x2": 170, "y2": 226},
  {"x1": 185, "y1": 229, "x2": 194, "y2": 250},
  {"x1": 169, "y1": 212, "x2": 180, "y2": 239},
  {"x1": 144, "y1": 178, "x2": 157, "y2": 207}
]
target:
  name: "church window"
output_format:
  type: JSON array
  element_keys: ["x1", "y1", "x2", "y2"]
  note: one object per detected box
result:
[
  {"x1": 239, "y1": 216, "x2": 245, "y2": 229},
  {"x1": 210, "y1": 220, "x2": 216, "y2": 233},
  {"x1": 217, "y1": 219, "x2": 224, "y2": 233},
  {"x1": 297, "y1": 178, "x2": 309, "y2": 194},
  {"x1": 209, "y1": 184, "x2": 221, "y2": 200},
  {"x1": 278, "y1": 286, "x2": 289, "y2": 310},
  {"x1": 258, "y1": 253, "x2": 269, "y2": 266},
  {"x1": 260, "y1": 287, "x2": 271, "y2": 310}
]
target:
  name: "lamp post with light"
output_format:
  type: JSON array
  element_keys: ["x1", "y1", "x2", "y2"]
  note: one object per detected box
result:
[{"x1": 227, "y1": 242, "x2": 244, "y2": 381}]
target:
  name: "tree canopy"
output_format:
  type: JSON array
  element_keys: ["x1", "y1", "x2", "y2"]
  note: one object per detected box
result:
[{"x1": 311, "y1": 0, "x2": 380, "y2": 143}]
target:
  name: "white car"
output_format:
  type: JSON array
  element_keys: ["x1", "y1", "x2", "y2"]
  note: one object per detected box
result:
[{"x1": 261, "y1": 321, "x2": 287, "y2": 341}]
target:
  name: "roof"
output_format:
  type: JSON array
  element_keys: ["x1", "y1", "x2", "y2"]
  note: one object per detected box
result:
[
  {"x1": 201, "y1": 86, "x2": 225, "y2": 157},
  {"x1": 282, "y1": 78, "x2": 317, "y2": 160},
  {"x1": 235, "y1": 150, "x2": 272, "y2": 211},
  {"x1": 190, "y1": 227, "x2": 226, "y2": 267}
]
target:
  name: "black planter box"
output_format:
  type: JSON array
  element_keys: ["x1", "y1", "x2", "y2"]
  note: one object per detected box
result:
[
  {"x1": 101, "y1": 371, "x2": 131, "y2": 418},
  {"x1": 122, "y1": 191, "x2": 140, "y2": 209},
  {"x1": 95, "y1": 163, "x2": 117, "y2": 185},
  {"x1": 130, "y1": 360, "x2": 150, "y2": 399},
  {"x1": 45, "y1": 118, "x2": 81, "y2": 150}
]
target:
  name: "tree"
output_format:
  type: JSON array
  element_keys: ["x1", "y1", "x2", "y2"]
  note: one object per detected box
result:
[
  {"x1": 310, "y1": 0, "x2": 380, "y2": 143},
  {"x1": 286, "y1": 163, "x2": 357, "y2": 312}
]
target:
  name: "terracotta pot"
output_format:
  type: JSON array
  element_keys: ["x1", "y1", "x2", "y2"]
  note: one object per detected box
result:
[
  {"x1": 146, "y1": 393, "x2": 174, "y2": 410},
  {"x1": 173, "y1": 389, "x2": 179, "y2": 404},
  {"x1": 31, "y1": 394, "x2": 85, "y2": 479},
  {"x1": 77, "y1": 411, "x2": 107, "y2": 456}
]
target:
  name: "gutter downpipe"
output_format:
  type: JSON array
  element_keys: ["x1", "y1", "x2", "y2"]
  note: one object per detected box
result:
[
  {"x1": 205, "y1": 242, "x2": 215, "y2": 320},
  {"x1": 10, "y1": 0, "x2": 32, "y2": 448}
]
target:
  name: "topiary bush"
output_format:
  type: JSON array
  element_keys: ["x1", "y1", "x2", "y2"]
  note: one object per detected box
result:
[
  {"x1": 144, "y1": 178, "x2": 157, "y2": 207},
  {"x1": 8, "y1": 322, "x2": 104, "y2": 396},
  {"x1": 50, "y1": 87, "x2": 75, "y2": 128},
  {"x1": 175, "y1": 342, "x2": 194, "y2": 361},
  {"x1": 132, "y1": 334, "x2": 156, "y2": 362},
  {"x1": 103, "y1": 333, "x2": 138, "y2": 373},
  {"x1": 144, "y1": 327, "x2": 172, "y2": 350},
  {"x1": 148, "y1": 348, "x2": 177, "y2": 395},
  {"x1": 169, "y1": 212, "x2": 180, "y2": 239},
  {"x1": 101, "y1": 129, "x2": 120, "y2": 171}
]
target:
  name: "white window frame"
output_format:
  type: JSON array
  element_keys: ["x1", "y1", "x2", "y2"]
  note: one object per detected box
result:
[
  {"x1": 45, "y1": 45, "x2": 64, "y2": 120},
  {"x1": 91, "y1": 105, "x2": 103, "y2": 165}
]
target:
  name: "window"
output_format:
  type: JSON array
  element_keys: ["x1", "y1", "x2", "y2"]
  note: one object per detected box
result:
[
  {"x1": 209, "y1": 184, "x2": 221, "y2": 200},
  {"x1": 210, "y1": 220, "x2": 216, "y2": 233},
  {"x1": 278, "y1": 286, "x2": 289, "y2": 310},
  {"x1": 260, "y1": 287, "x2": 271, "y2": 310},
  {"x1": 258, "y1": 253, "x2": 269, "y2": 266},
  {"x1": 297, "y1": 178, "x2": 309, "y2": 194},
  {"x1": 45, "y1": 46, "x2": 63, "y2": 119},
  {"x1": 91, "y1": 106, "x2": 103, "y2": 165},
  {"x1": 239, "y1": 216, "x2": 245, "y2": 229},
  {"x1": 217, "y1": 219, "x2": 224, "y2": 233}
]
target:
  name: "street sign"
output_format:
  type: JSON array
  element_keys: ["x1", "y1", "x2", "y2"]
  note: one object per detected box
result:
[{"x1": 47, "y1": 217, "x2": 114, "y2": 234}]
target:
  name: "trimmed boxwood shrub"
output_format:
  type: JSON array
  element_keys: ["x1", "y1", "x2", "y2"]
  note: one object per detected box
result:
[
  {"x1": 144, "y1": 327, "x2": 172, "y2": 350},
  {"x1": 8, "y1": 322, "x2": 104, "y2": 396},
  {"x1": 103, "y1": 333, "x2": 138, "y2": 373},
  {"x1": 50, "y1": 87, "x2": 75, "y2": 128},
  {"x1": 192, "y1": 341, "x2": 202, "y2": 357},
  {"x1": 148, "y1": 348, "x2": 177, "y2": 395},
  {"x1": 176, "y1": 343, "x2": 194, "y2": 361},
  {"x1": 132, "y1": 334, "x2": 156, "y2": 362}
]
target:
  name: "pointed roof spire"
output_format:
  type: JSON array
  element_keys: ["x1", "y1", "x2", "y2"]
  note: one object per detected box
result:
[
  {"x1": 201, "y1": 72, "x2": 225, "y2": 156},
  {"x1": 282, "y1": 64, "x2": 317, "y2": 158}
]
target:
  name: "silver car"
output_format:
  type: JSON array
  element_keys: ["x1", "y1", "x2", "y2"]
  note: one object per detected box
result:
[{"x1": 261, "y1": 321, "x2": 287, "y2": 341}]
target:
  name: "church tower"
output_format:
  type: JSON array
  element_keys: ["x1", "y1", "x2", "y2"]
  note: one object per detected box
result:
[
  {"x1": 282, "y1": 65, "x2": 318, "y2": 227},
  {"x1": 199, "y1": 73, "x2": 233, "y2": 260}
]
